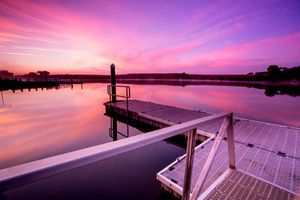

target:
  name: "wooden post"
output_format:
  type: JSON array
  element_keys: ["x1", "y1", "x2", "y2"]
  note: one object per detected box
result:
[
  {"x1": 110, "y1": 64, "x2": 116, "y2": 102},
  {"x1": 182, "y1": 128, "x2": 197, "y2": 200}
]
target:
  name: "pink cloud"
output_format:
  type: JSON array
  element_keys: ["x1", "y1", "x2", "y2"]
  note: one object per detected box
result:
[
  {"x1": 0, "y1": 0, "x2": 299, "y2": 74},
  {"x1": 192, "y1": 32, "x2": 300, "y2": 68}
]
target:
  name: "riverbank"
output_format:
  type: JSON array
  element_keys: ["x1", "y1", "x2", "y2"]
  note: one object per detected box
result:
[
  {"x1": 0, "y1": 79, "x2": 60, "y2": 91},
  {"x1": 46, "y1": 73, "x2": 300, "y2": 87}
]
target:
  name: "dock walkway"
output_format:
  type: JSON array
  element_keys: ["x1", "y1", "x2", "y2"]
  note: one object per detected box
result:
[
  {"x1": 105, "y1": 100, "x2": 223, "y2": 138},
  {"x1": 105, "y1": 99, "x2": 300, "y2": 199}
]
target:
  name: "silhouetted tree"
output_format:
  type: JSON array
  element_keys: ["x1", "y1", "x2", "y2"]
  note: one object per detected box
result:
[
  {"x1": 37, "y1": 71, "x2": 50, "y2": 81},
  {"x1": 267, "y1": 65, "x2": 279, "y2": 75},
  {"x1": 267, "y1": 65, "x2": 280, "y2": 80},
  {"x1": 37, "y1": 71, "x2": 50, "y2": 76}
]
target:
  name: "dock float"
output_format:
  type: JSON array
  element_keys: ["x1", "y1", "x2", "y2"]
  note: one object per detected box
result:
[
  {"x1": 105, "y1": 99, "x2": 300, "y2": 199},
  {"x1": 104, "y1": 100, "x2": 224, "y2": 140}
]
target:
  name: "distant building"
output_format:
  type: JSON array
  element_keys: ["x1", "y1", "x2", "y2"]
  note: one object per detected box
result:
[{"x1": 0, "y1": 70, "x2": 13, "y2": 79}]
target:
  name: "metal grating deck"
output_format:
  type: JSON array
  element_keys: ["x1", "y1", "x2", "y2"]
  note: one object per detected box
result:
[
  {"x1": 204, "y1": 170, "x2": 295, "y2": 200},
  {"x1": 157, "y1": 119, "x2": 300, "y2": 198},
  {"x1": 106, "y1": 100, "x2": 300, "y2": 198}
]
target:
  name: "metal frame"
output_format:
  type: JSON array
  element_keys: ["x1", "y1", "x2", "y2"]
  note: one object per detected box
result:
[
  {"x1": 182, "y1": 128, "x2": 197, "y2": 200},
  {"x1": 156, "y1": 114, "x2": 235, "y2": 200},
  {"x1": 109, "y1": 127, "x2": 130, "y2": 138},
  {"x1": 0, "y1": 113, "x2": 230, "y2": 195},
  {"x1": 107, "y1": 85, "x2": 131, "y2": 138},
  {"x1": 156, "y1": 136, "x2": 214, "y2": 197},
  {"x1": 178, "y1": 114, "x2": 235, "y2": 200},
  {"x1": 107, "y1": 85, "x2": 131, "y2": 99},
  {"x1": 189, "y1": 115, "x2": 235, "y2": 200}
]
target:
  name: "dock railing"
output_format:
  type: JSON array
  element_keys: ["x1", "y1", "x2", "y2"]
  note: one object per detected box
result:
[
  {"x1": 0, "y1": 112, "x2": 233, "y2": 200},
  {"x1": 107, "y1": 84, "x2": 131, "y2": 137},
  {"x1": 107, "y1": 85, "x2": 131, "y2": 101},
  {"x1": 188, "y1": 113, "x2": 235, "y2": 200}
]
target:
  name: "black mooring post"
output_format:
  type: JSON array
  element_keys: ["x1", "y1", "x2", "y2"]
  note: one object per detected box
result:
[{"x1": 110, "y1": 64, "x2": 117, "y2": 102}]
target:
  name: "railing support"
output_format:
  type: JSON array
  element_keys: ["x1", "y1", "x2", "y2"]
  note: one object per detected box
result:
[
  {"x1": 227, "y1": 114, "x2": 235, "y2": 169},
  {"x1": 107, "y1": 84, "x2": 131, "y2": 138},
  {"x1": 190, "y1": 114, "x2": 232, "y2": 200},
  {"x1": 182, "y1": 128, "x2": 197, "y2": 200}
]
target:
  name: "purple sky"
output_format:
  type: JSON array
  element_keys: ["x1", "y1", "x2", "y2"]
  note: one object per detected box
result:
[{"x1": 0, "y1": 0, "x2": 300, "y2": 74}]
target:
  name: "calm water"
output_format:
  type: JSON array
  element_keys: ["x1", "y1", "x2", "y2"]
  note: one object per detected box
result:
[{"x1": 0, "y1": 83, "x2": 299, "y2": 200}]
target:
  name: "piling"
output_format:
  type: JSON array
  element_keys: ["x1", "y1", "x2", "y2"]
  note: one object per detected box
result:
[{"x1": 110, "y1": 64, "x2": 117, "y2": 102}]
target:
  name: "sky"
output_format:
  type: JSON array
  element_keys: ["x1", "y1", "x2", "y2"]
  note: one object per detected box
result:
[{"x1": 0, "y1": 0, "x2": 300, "y2": 75}]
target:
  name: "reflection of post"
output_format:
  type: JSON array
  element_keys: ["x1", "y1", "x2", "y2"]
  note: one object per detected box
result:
[
  {"x1": 110, "y1": 64, "x2": 116, "y2": 102},
  {"x1": 112, "y1": 116, "x2": 118, "y2": 141},
  {"x1": 1, "y1": 91, "x2": 4, "y2": 106}
]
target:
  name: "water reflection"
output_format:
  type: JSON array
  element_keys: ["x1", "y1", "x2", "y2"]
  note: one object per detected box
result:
[
  {"x1": 2, "y1": 80, "x2": 300, "y2": 97},
  {"x1": 0, "y1": 83, "x2": 84, "y2": 94},
  {"x1": 1, "y1": 91, "x2": 4, "y2": 106},
  {"x1": 105, "y1": 106, "x2": 205, "y2": 150},
  {"x1": 110, "y1": 116, "x2": 118, "y2": 141},
  {"x1": 0, "y1": 84, "x2": 113, "y2": 169},
  {"x1": 130, "y1": 84, "x2": 300, "y2": 127},
  {"x1": 264, "y1": 86, "x2": 300, "y2": 97},
  {"x1": 1, "y1": 83, "x2": 299, "y2": 169},
  {"x1": 1, "y1": 82, "x2": 299, "y2": 200},
  {"x1": 108, "y1": 114, "x2": 130, "y2": 141},
  {"x1": 116, "y1": 79, "x2": 300, "y2": 97}
]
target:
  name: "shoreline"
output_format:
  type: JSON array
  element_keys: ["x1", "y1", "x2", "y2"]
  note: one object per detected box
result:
[{"x1": 1, "y1": 78, "x2": 299, "y2": 97}]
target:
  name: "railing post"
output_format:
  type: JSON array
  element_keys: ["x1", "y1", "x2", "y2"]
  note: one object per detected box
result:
[
  {"x1": 182, "y1": 128, "x2": 197, "y2": 200},
  {"x1": 110, "y1": 64, "x2": 116, "y2": 102},
  {"x1": 227, "y1": 113, "x2": 235, "y2": 169},
  {"x1": 190, "y1": 114, "x2": 232, "y2": 200}
]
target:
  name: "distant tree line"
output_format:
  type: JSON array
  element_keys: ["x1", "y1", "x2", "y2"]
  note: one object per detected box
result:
[
  {"x1": 266, "y1": 65, "x2": 300, "y2": 81},
  {"x1": 24, "y1": 71, "x2": 50, "y2": 81},
  {"x1": 0, "y1": 79, "x2": 59, "y2": 91},
  {"x1": 1, "y1": 65, "x2": 300, "y2": 83}
]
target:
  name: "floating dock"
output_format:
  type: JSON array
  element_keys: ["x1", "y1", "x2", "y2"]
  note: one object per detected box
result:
[
  {"x1": 104, "y1": 100, "x2": 223, "y2": 140},
  {"x1": 105, "y1": 99, "x2": 300, "y2": 199}
]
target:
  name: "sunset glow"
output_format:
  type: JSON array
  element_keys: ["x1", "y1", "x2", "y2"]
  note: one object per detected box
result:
[{"x1": 0, "y1": 0, "x2": 300, "y2": 74}]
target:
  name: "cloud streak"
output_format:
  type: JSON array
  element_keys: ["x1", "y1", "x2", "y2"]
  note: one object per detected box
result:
[{"x1": 0, "y1": 0, "x2": 299, "y2": 74}]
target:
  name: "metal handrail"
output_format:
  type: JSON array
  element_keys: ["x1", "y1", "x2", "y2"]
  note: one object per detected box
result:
[
  {"x1": 0, "y1": 113, "x2": 230, "y2": 194},
  {"x1": 107, "y1": 85, "x2": 131, "y2": 99},
  {"x1": 107, "y1": 84, "x2": 131, "y2": 138}
]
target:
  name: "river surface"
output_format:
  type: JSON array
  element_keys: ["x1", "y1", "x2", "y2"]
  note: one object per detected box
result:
[{"x1": 0, "y1": 83, "x2": 299, "y2": 200}]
